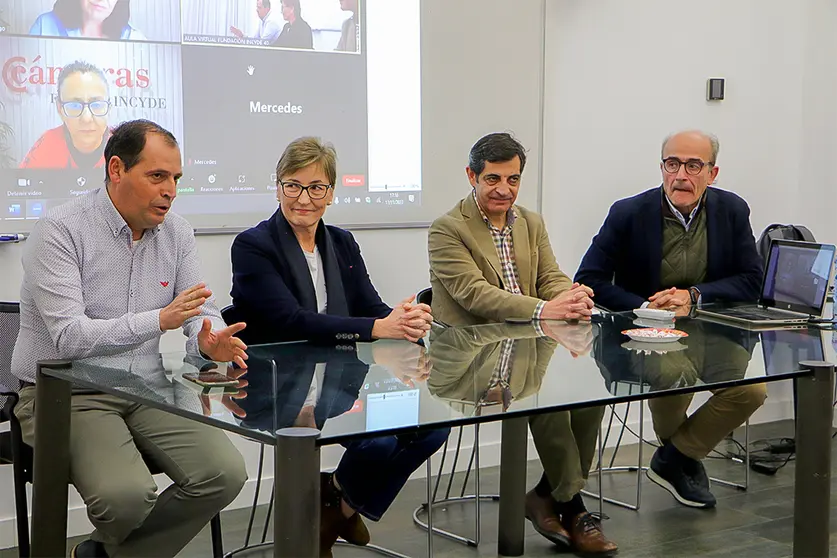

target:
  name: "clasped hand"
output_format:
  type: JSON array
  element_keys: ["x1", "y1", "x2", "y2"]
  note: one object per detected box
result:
[
  {"x1": 372, "y1": 294, "x2": 433, "y2": 342},
  {"x1": 648, "y1": 287, "x2": 691, "y2": 315},
  {"x1": 541, "y1": 283, "x2": 595, "y2": 321}
]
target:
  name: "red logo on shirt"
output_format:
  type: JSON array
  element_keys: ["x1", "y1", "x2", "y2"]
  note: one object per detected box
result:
[{"x1": 160, "y1": 281, "x2": 169, "y2": 287}]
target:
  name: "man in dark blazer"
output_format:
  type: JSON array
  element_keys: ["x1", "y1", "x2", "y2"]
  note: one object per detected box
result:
[
  {"x1": 575, "y1": 130, "x2": 766, "y2": 510},
  {"x1": 574, "y1": 133, "x2": 763, "y2": 313}
]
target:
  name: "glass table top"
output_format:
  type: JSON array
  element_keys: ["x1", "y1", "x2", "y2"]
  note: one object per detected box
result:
[{"x1": 38, "y1": 312, "x2": 830, "y2": 446}]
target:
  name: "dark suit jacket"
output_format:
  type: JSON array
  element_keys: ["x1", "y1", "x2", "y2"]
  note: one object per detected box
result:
[
  {"x1": 229, "y1": 209, "x2": 391, "y2": 345},
  {"x1": 574, "y1": 187, "x2": 763, "y2": 312}
]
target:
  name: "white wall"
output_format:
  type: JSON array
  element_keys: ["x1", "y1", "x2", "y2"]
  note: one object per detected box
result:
[
  {"x1": 543, "y1": 0, "x2": 818, "y2": 273},
  {"x1": 797, "y1": 0, "x2": 837, "y2": 240}
]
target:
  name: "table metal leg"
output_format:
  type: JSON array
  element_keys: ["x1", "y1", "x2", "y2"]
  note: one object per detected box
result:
[
  {"x1": 274, "y1": 427, "x2": 320, "y2": 557},
  {"x1": 498, "y1": 416, "x2": 528, "y2": 556},
  {"x1": 31, "y1": 364, "x2": 72, "y2": 558},
  {"x1": 794, "y1": 361, "x2": 834, "y2": 558},
  {"x1": 425, "y1": 457, "x2": 433, "y2": 558}
]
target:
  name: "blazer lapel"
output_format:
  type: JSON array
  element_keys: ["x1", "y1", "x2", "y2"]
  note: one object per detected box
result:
[
  {"x1": 510, "y1": 211, "x2": 531, "y2": 295},
  {"x1": 462, "y1": 195, "x2": 503, "y2": 284},
  {"x1": 646, "y1": 189, "x2": 663, "y2": 290}
]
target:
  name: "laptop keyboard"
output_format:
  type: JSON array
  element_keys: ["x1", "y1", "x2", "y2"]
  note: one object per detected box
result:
[{"x1": 724, "y1": 308, "x2": 802, "y2": 321}]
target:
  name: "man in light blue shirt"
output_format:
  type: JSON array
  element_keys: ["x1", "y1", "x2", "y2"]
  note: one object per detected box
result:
[{"x1": 230, "y1": 0, "x2": 283, "y2": 43}]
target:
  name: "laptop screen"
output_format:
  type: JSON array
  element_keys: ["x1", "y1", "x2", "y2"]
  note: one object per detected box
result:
[{"x1": 761, "y1": 241, "x2": 836, "y2": 315}]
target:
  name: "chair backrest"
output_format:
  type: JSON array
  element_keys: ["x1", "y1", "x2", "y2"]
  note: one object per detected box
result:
[
  {"x1": 417, "y1": 288, "x2": 432, "y2": 307},
  {"x1": 0, "y1": 302, "x2": 21, "y2": 422}
]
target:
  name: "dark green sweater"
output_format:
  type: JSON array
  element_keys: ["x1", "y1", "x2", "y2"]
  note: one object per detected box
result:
[{"x1": 660, "y1": 204, "x2": 708, "y2": 288}]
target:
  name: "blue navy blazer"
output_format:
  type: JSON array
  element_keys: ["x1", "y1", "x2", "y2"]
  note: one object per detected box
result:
[
  {"x1": 574, "y1": 187, "x2": 764, "y2": 312},
  {"x1": 229, "y1": 208, "x2": 392, "y2": 345}
]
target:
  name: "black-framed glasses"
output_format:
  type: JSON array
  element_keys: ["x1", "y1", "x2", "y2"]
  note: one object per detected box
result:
[
  {"x1": 662, "y1": 157, "x2": 713, "y2": 176},
  {"x1": 280, "y1": 180, "x2": 333, "y2": 199},
  {"x1": 60, "y1": 100, "x2": 111, "y2": 118}
]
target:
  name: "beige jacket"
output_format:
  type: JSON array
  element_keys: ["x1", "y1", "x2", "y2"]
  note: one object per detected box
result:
[{"x1": 428, "y1": 194, "x2": 572, "y2": 326}]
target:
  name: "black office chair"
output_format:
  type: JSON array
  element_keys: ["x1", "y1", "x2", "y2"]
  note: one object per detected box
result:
[
  {"x1": 411, "y1": 288, "x2": 499, "y2": 546},
  {"x1": 416, "y1": 288, "x2": 432, "y2": 307},
  {"x1": 0, "y1": 302, "x2": 224, "y2": 558},
  {"x1": 220, "y1": 305, "x2": 236, "y2": 328},
  {"x1": 0, "y1": 302, "x2": 31, "y2": 558}
]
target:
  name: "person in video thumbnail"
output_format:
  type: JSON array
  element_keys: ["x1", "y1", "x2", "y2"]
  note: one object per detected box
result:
[
  {"x1": 274, "y1": 0, "x2": 313, "y2": 49},
  {"x1": 230, "y1": 0, "x2": 282, "y2": 43},
  {"x1": 29, "y1": 0, "x2": 147, "y2": 41},
  {"x1": 20, "y1": 61, "x2": 111, "y2": 170},
  {"x1": 335, "y1": 0, "x2": 359, "y2": 52}
]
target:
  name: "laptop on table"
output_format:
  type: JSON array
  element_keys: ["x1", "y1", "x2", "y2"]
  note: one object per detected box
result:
[{"x1": 698, "y1": 239, "x2": 836, "y2": 327}]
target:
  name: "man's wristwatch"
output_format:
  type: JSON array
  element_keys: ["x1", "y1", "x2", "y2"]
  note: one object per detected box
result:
[{"x1": 688, "y1": 286, "x2": 701, "y2": 306}]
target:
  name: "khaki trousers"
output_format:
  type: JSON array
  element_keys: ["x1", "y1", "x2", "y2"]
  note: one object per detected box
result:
[
  {"x1": 644, "y1": 332, "x2": 767, "y2": 460},
  {"x1": 529, "y1": 407, "x2": 605, "y2": 502},
  {"x1": 16, "y1": 387, "x2": 248, "y2": 558}
]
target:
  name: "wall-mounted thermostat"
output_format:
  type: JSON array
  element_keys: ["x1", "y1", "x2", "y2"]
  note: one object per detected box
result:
[{"x1": 707, "y1": 78, "x2": 725, "y2": 101}]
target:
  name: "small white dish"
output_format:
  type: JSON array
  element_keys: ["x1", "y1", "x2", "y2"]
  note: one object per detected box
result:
[
  {"x1": 621, "y1": 328, "x2": 688, "y2": 343},
  {"x1": 633, "y1": 308, "x2": 676, "y2": 321}
]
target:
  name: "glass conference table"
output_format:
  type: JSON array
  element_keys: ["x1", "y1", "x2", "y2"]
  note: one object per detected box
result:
[{"x1": 28, "y1": 312, "x2": 834, "y2": 557}]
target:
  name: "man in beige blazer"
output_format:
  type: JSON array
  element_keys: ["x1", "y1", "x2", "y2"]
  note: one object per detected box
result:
[{"x1": 428, "y1": 133, "x2": 616, "y2": 555}]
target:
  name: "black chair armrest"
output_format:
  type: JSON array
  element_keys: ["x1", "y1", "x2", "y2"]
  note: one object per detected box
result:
[{"x1": 0, "y1": 389, "x2": 19, "y2": 423}]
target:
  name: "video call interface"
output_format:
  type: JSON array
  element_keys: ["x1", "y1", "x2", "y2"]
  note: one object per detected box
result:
[{"x1": 0, "y1": 0, "x2": 422, "y2": 226}]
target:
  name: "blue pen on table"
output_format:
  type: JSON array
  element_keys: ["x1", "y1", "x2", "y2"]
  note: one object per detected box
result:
[{"x1": 0, "y1": 233, "x2": 26, "y2": 242}]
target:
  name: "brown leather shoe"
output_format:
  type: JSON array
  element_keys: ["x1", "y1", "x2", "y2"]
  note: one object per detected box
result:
[
  {"x1": 341, "y1": 512, "x2": 371, "y2": 546},
  {"x1": 319, "y1": 501, "x2": 341, "y2": 557},
  {"x1": 320, "y1": 474, "x2": 343, "y2": 556},
  {"x1": 321, "y1": 472, "x2": 371, "y2": 547},
  {"x1": 566, "y1": 512, "x2": 618, "y2": 555},
  {"x1": 524, "y1": 489, "x2": 571, "y2": 547}
]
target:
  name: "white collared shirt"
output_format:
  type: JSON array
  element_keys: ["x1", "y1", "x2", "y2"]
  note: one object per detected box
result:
[{"x1": 664, "y1": 192, "x2": 702, "y2": 232}]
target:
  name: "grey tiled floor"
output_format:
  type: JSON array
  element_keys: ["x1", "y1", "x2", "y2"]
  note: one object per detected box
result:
[{"x1": 3, "y1": 419, "x2": 831, "y2": 557}]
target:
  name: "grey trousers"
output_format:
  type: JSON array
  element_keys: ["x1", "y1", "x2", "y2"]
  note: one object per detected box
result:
[{"x1": 16, "y1": 387, "x2": 248, "y2": 558}]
